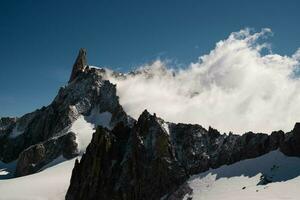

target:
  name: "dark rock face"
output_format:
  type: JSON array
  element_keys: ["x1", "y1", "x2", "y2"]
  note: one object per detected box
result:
[
  {"x1": 169, "y1": 124, "x2": 283, "y2": 176},
  {"x1": 62, "y1": 132, "x2": 79, "y2": 159},
  {"x1": 66, "y1": 111, "x2": 187, "y2": 200},
  {"x1": 15, "y1": 143, "x2": 46, "y2": 177},
  {"x1": 0, "y1": 117, "x2": 17, "y2": 139},
  {"x1": 280, "y1": 123, "x2": 300, "y2": 156},
  {"x1": 15, "y1": 132, "x2": 79, "y2": 177},
  {"x1": 66, "y1": 110, "x2": 299, "y2": 200},
  {"x1": 69, "y1": 48, "x2": 87, "y2": 83},
  {"x1": 0, "y1": 49, "x2": 132, "y2": 176},
  {"x1": 0, "y1": 117, "x2": 17, "y2": 131}
]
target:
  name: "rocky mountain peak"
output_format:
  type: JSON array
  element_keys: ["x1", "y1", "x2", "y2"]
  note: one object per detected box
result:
[
  {"x1": 139, "y1": 109, "x2": 152, "y2": 119},
  {"x1": 0, "y1": 49, "x2": 132, "y2": 177},
  {"x1": 292, "y1": 122, "x2": 300, "y2": 135},
  {"x1": 69, "y1": 48, "x2": 88, "y2": 83}
]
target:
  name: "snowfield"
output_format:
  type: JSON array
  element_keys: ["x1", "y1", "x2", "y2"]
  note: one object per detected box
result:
[
  {"x1": 186, "y1": 150, "x2": 300, "y2": 200},
  {"x1": 1, "y1": 150, "x2": 300, "y2": 199},
  {"x1": 0, "y1": 158, "x2": 76, "y2": 200}
]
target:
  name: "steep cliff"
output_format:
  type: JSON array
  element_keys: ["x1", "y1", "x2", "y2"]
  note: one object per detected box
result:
[{"x1": 66, "y1": 110, "x2": 300, "y2": 200}]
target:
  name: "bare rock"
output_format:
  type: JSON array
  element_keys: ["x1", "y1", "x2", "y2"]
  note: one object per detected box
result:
[
  {"x1": 280, "y1": 123, "x2": 300, "y2": 156},
  {"x1": 66, "y1": 112, "x2": 187, "y2": 200},
  {"x1": 66, "y1": 111, "x2": 300, "y2": 200},
  {"x1": 0, "y1": 48, "x2": 132, "y2": 176},
  {"x1": 69, "y1": 48, "x2": 87, "y2": 83},
  {"x1": 15, "y1": 132, "x2": 79, "y2": 177}
]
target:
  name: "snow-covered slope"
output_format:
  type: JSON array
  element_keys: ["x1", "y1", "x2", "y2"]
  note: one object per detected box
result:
[
  {"x1": 0, "y1": 158, "x2": 77, "y2": 200},
  {"x1": 185, "y1": 150, "x2": 300, "y2": 200},
  {"x1": 2, "y1": 150, "x2": 300, "y2": 200}
]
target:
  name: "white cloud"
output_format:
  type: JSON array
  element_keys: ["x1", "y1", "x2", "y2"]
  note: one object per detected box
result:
[{"x1": 105, "y1": 28, "x2": 300, "y2": 134}]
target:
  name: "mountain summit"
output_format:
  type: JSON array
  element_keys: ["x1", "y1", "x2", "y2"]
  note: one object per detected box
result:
[
  {"x1": 69, "y1": 48, "x2": 88, "y2": 83},
  {"x1": 0, "y1": 49, "x2": 131, "y2": 177}
]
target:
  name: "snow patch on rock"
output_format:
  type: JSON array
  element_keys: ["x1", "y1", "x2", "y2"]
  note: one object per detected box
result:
[
  {"x1": 162, "y1": 122, "x2": 170, "y2": 135},
  {"x1": 69, "y1": 115, "x2": 95, "y2": 152},
  {"x1": 85, "y1": 108, "x2": 112, "y2": 129},
  {"x1": 69, "y1": 108, "x2": 112, "y2": 152}
]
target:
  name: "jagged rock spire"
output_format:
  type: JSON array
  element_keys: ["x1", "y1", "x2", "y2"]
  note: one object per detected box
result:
[{"x1": 69, "y1": 48, "x2": 87, "y2": 83}]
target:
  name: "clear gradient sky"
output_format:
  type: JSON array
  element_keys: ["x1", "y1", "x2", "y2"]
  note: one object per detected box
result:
[{"x1": 1, "y1": 0, "x2": 300, "y2": 117}]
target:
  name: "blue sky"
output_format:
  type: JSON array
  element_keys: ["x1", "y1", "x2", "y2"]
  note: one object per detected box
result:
[{"x1": 1, "y1": 0, "x2": 300, "y2": 117}]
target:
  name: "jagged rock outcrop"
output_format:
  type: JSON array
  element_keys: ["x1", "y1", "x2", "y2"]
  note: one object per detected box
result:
[
  {"x1": 66, "y1": 111, "x2": 187, "y2": 200},
  {"x1": 0, "y1": 49, "x2": 132, "y2": 177},
  {"x1": 0, "y1": 117, "x2": 17, "y2": 131},
  {"x1": 169, "y1": 124, "x2": 284, "y2": 175},
  {"x1": 69, "y1": 48, "x2": 87, "y2": 83},
  {"x1": 15, "y1": 131, "x2": 78, "y2": 177},
  {"x1": 280, "y1": 123, "x2": 300, "y2": 156},
  {"x1": 66, "y1": 110, "x2": 300, "y2": 200},
  {"x1": 0, "y1": 117, "x2": 17, "y2": 138}
]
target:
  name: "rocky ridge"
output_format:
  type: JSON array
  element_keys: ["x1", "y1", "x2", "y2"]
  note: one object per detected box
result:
[
  {"x1": 66, "y1": 109, "x2": 300, "y2": 200},
  {"x1": 0, "y1": 49, "x2": 132, "y2": 177}
]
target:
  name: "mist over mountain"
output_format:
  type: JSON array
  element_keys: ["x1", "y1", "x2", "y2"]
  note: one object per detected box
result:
[{"x1": 104, "y1": 28, "x2": 300, "y2": 134}]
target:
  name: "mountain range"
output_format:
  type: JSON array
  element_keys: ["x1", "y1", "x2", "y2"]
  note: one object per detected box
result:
[{"x1": 1, "y1": 49, "x2": 300, "y2": 200}]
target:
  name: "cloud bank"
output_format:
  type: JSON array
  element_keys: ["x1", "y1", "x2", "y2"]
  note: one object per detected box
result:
[{"x1": 105, "y1": 28, "x2": 300, "y2": 134}]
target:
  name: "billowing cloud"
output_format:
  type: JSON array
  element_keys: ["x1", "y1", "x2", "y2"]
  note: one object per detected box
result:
[{"x1": 104, "y1": 28, "x2": 300, "y2": 134}]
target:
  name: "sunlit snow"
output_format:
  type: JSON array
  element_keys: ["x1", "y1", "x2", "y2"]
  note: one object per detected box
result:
[
  {"x1": 0, "y1": 158, "x2": 77, "y2": 200},
  {"x1": 186, "y1": 150, "x2": 300, "y2": 200},
  {"x1": 69, "y1": 108, "x2": 112, "y2": 152}
]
